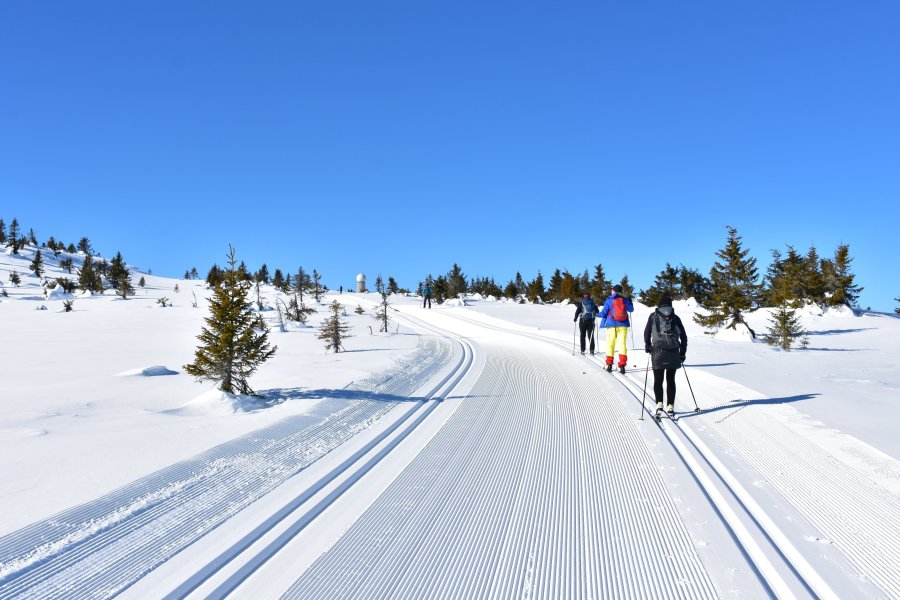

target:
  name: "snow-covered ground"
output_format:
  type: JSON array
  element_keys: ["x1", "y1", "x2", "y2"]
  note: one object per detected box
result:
[{"x1": 2, "y1": 244, "x2": 899, "y2": 598}]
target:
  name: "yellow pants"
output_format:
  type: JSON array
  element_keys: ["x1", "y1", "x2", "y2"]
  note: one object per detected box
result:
[{"x1": 605, "y1": 327, "x2": 628, "y2": 366}]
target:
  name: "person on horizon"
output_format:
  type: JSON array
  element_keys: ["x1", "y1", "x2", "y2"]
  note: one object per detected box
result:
[
  {"x1": 573, "y1": 293, "x2": 599, "y2": 355},
  {"x1": 599, "y1": 284, "x2": 634, "y2": 373},
  {"x1": 644, "y1": 295, "x2": 688, "y2": 418},
  {"x1": 423, "y1": 283, "x2": 433, "y2": 309}
]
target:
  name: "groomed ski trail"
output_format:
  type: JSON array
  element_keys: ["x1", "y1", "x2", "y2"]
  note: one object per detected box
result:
[
  {"x1": 0, "y1": 334, "x2": 462, "y2": 599},
  {"x1": 265, "y1": 307, "x2": 723, "y2": 599}
]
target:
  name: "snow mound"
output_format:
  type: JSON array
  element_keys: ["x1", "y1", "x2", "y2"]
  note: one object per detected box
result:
[
  {"x1": 116, "y1": 366, "x2": 179, "y2": 377},
  {"x1": 46, "y1": 285, "x2": 72, "y2": 301},
  {"x1": 484, "y1": 295, "x2": 498, "y2": 302},
  {"x1": 164, "y1": 388, "x2": 268, "y2": 416},
  {"x1": 823, "y1": 304, "x2": 856, "y2": 317},
  {"x1": 444, "y1": 299, "x2": 465, "y2": 307},
  {"x1": 712, "y1": 326, "x2": 754, "y2": 343}
]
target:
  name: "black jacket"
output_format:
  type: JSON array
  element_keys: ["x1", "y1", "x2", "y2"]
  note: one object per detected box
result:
[{"x1": 643, "y1": 309, "x2": 688, "y2": 370}]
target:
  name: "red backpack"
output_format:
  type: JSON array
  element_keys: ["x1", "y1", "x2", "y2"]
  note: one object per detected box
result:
[{"x1": 610, "y1": 296, "x2": 628, "y2": 322}]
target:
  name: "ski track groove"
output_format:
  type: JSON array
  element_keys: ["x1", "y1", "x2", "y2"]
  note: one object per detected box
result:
[
  {"x1": 0, "y1": 336, "x2": 454, "y2": 599},
  {"x1": 282, "y1": 313, "x2": 719, "y2": 599},
  {"x1": 695, "y1": 388, "x2": 900, "y2": 598}
]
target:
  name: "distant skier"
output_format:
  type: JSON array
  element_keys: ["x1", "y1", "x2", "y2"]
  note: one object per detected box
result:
[
  {"x1": 644, "y1": 295, "x2": 688, "y2": 418},
  {"x1": 599, "y1": 284, "x2": 634, "y2": 373},
  {"x1": 573, "y1": 293, "x2": 599, "y2": 355},
  {"x1": 423, "y1": 283, "x2": 433, "y2": 309}
]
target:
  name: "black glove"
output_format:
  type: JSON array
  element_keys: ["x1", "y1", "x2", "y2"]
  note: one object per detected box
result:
[
  {"x1": 680, "y1": 353, "x2": 686, "y2": 363},
  {"x1": 645, "y1": 346, "x2": 652, "y2": 353}
]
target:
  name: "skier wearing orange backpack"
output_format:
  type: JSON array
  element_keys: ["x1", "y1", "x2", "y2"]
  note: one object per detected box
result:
[{"x1": 599, "y1": 284, "x2": 634, "y2": 373}]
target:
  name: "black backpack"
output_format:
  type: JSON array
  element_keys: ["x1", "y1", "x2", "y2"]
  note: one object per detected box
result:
[{"x1": 651, "y1": 306, "x2": 680, "y2": 351}]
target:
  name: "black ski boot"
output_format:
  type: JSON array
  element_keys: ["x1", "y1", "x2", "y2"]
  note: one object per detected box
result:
[
  {"x1": 619, "y1": 365, "x2": 626, "y2": 374},
  {"x1": 605, "y1": 363, "x2": 613, "y2": 373}
]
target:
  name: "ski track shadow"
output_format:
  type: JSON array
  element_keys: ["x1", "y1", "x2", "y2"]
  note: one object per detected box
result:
[
  {"x1": 678, "y1": 393, "x2": 821, "y2": 422},
  {"x1": 685, "y1": 362, "x2": 743, "y2": 367},
  {"x1": 340, "y1": 348, "x2": 395, "y2": 353},
  {"x1": 806, "y1": 327, "x2": 875, "y2": 336},
  {"x1": 263, "y1": 387, "x2": 422, "y2": 406}
]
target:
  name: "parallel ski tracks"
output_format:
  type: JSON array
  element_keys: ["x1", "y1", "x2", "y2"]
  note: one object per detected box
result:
[
  {"x1": 430, "y1": 311, "x2": 850, "y2": 599},
  {"x1": 283, "y1": 313, "x2": 719, "y2": 599},
  {"x1": 0, "y1": 331, "x2": 472, "y2": 599}
]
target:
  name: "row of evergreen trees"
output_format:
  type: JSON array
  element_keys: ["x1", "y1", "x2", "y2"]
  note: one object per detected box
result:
[{"x1": 1, "y1": 217, "x2": 95, "y2": 257}]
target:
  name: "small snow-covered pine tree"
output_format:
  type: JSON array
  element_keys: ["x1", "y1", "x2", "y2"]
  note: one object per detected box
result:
[
  {"x1": 9, "y1": 270, "x2": 21, "y2": 287},
  {"x1": 318, "y1": 300, "x2": 351, "y2": 353},
  {"x1": 30, "y1": 249, "x2": 44, "y2": 277},
  {"x1": 766, "y1": 302, "x2": 805, "y2": 350},
  {"x1": 184, "y1": 246, "x2": 277, "y2": 395},
  {"x1": 374, "y1": 292, "x2": 391, "y2": 333}
]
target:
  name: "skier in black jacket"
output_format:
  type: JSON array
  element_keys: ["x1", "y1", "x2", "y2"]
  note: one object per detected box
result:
[
  {"x1": 643, "y1": 295, "x2": 688, "y2": 417},
  {"x1": 573, "y1": 293, "x2": 599, "y2": 355}
]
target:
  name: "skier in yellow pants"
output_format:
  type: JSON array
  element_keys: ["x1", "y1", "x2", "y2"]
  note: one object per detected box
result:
[{"x1": 599, "y1": 284, "x2": 634, "y2": 373}]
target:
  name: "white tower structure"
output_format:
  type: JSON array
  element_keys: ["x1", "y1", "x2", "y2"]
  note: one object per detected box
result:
[{"x1": 356, "y1": 273, "x2": 366, "y2": 293}]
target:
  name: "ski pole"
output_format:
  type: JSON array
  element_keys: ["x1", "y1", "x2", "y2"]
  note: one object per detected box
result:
[
  {"x1": 682, "y1": 360, "x2": 700, "y2": 412},
  {"x1": 640, "y1": 353, "x2": 650, "y2": 420}
]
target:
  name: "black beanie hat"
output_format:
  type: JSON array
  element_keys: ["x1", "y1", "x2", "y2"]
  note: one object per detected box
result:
[
  {"x1": 613, "y1": 284, "x2": 623, "y2": 293},
  {"x1": 659, "y1": 295, "x2": 673, "y2": 307}
]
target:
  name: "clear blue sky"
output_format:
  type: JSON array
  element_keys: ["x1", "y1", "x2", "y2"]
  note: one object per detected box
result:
[{"x1": 2, "y1": 1, "x2": 898, "y2": 310}]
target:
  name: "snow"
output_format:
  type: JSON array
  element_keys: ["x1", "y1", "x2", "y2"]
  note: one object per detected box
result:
[{"x1": 1, "y1": 244, "x2": 900, "y2": 598}]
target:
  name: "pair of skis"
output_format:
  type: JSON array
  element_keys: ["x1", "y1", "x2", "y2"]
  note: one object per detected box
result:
[{"x1": 654, "y1": 408, "x2": 677, "y2": 423}]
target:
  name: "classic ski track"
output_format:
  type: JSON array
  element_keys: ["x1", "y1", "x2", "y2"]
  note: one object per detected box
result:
[
  {"x1": 0, "y1": 333, "x2": 464, "y2": 599},
  {"x1": 678, "y1": 379, "x2": 900, "y2": 598},
  {"x1": 177, "y1": 311, "x2": 478, "y2": 599},
  {"x1": 447, "y1": 310, "x2": 893, "y2": 599},
  {"x1": 281, "y1": 309, "x2": 719, "y2": 599}
]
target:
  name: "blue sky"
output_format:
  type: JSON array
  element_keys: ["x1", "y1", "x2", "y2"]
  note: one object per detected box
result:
[{"x1": 2, "y1": 1, "x2": 897, "y2": 310}]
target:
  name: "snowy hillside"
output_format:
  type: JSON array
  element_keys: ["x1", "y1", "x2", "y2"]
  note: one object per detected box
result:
[{"x1": 2, "y1": 244, "x2": 900, "y2": 599}]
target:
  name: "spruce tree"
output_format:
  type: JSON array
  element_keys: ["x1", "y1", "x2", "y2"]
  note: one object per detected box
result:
[
  {"x1": 30, "y1": 249, "x2": 45, "y2": 277},
  {"x1": 355, "y1": 304, "x2": 365, "y2": 314},
  {"x1": 766, "y1": 302, "x2": 805, "y2": 350},
  {"x1": 77, "y1": 237, "x2": 92, "y2": 255},
  {"x1": 388, "y1": 276, "x2": 399, "y2": 295},
  {"x1": 432, "y1": 275, "x2": 448, "y2": 304},
  {"x1": 527, "y1": 271, "x2": 545, "y2": 302},
  {"x1": 513, "y1": 271, "x2": 526, "y2": 297},
  {"x1": 312, "y1": 269, "x2": 323, "y2": 301},
  {"x1": 191, "y1": 267, "x2": 199, "y2": 280},
  {"x1": 295, "y1": 266, "x2": 310, "y2": 301},
  {"x1": 206, "y1": 264, "x2": 224, "y2": 287},
  {"x1": 256, "y1": 263, "x2": 270, "y2": 284},
  {"x1": 894, "y1": 298, "x2": 899, "y2": 315},
  {"x1": 9, "y1": 270, "x2": 21, "y2": 286},
  {"x1": 117, "y1": 272, "x2": 135, "y2": 299},
  {"x1": 589, "y1": 264, "x2": 611, "y2": 300},
  {"x1": 823, "y1": 244, "x2": 862, "y2": 308},
  {"x1": 447, "y1": 264, "x2": 467, "y2": 299},
  {"x1": 374, "y1": 290, "x2": 391, "y2": 332},
  {"x1": 694, "y1": 226, "x2": 762, "y2": 338},
  {"x1": 184, "y1": 246, "x2": 277, "y2": 395},
  {"x1": 78, "y1": 255, "x2": 101, "y2": 293},
  {"x1": 28, "y1": 228, "x2": 37, "y2": 246},
  {"x1": 272, "y1": 269, "x2": 285, "y2": 290},
  {"x1": 619, "y1": 275, "x2": 634, "y2": 299},
  {"x1": 139, "y1": 276, "x2": 146, "y2": 288},
  {"x1": 108, "y1": 252, "x2": 129, "y2": 290},
  {"x1": 559, "y1": 270, "x2": 578, "y2": 303},
  {"x1": 0, "y1": 218, "x2": 5, "y2": 244},
  {"x1": 318, "y1": 300, "x2": 351, "y2": 352},
  {"x1": 184, "y1": 270, "x2": 191, "y2": 280},
  {"x1": 503, "y1": 280, "x2": 518, "y2": 299},
  {"x1": 374, "y1": 274, "x2": 385, "y2": 294},
  {"x1": 802, "y1": 245, "x2": 826, "y2": 304},
  {"x1": 547, "y1": 269, "x2": 563, "y2": 302},
  {"x1": 8, "y1": 219, "x2": 20, "y2": 254}
]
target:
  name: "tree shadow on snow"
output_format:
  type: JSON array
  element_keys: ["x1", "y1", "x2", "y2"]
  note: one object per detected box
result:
[
  {"x1": 676, "y1": 393, "x2": 820, "y2": 423},
  {"x1": 262, "y1": 387, "x2": 422, "y2": 406},
  {"x1": 684, "y1": 362, "x2": 743, "y2": 368},
  {"x1": 805, "y1": 327, "x2": 875, "y2": 336}
]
